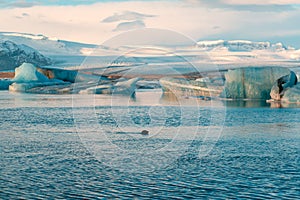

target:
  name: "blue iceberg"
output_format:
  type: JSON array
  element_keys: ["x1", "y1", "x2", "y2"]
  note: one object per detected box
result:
[{"x1": 221, "y1": 67, "x2": 292, "y2": 99}]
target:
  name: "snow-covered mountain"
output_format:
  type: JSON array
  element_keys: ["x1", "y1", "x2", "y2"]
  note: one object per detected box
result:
[
  {"x1": 196, "y1": 40, "x2": 291, "y2": 52},
  {"x1": 0, "y1": 40, "x2": 51, "y2": 70},
  {"x1": 0, "y1": 32, "x2": 97, "y2": 56},
  {"x1": 1, "y1": 31, "x2": 299, "y2": 72}
]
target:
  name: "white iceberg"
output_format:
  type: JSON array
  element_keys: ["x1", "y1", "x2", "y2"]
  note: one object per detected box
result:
[
  {"x1": 79, "y1": 84, "x2": 113, "y2": 94},
  {"x1": 113, "y1": 77, "x2": 140, "y2": 94},
  {"x1": 9, "y1": 81, "x2": 68, "y2": 93},
  {"x1": 159, "y1": 77, "x2": 223, "y2": 98},
  {"x1": 79, "y1": 77, "x2": 140, "y2": 95}
]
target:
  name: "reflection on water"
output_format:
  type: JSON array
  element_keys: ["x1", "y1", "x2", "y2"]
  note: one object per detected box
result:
[
  {"x1": 223, "y1": 99, "x2": 300, "y2": 108},
  {"x1": 269, "y1": 101, "x2": 300, "y2": 108},
  {"x1": 160, "y1": 91, "x2": 180, "y2": 104},
  {"x1": 2, "y1": 90, "x2": 299, "y2": 109},
  {"x1": 223, "y1": 99, "x2": 270, "y2": 108},
  {"x1": 160, "y1": 91, "x2": 300, "y2": 108},
  {"x1": 160, "y1": 91, "x2": 224, "y2": 107}
]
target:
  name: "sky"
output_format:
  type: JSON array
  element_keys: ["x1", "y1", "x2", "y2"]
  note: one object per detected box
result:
[{"x1": 0, "y1": 0, "x2": 300, "y2": 48}]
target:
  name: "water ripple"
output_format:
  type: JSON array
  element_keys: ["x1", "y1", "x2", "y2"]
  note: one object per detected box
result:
[{"x1": 1, "y1": 106, "x2": 300, "y2": 199}]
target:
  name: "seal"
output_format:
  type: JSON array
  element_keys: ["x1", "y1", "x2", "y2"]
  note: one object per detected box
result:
[{"x1": 141, "y1": 130, "x2": 149, "y2": 135}]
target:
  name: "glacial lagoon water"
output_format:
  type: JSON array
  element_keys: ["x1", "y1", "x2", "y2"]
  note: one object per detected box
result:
[{"x1": 1, "y1": 90, "x2": 299, "y2": 199}]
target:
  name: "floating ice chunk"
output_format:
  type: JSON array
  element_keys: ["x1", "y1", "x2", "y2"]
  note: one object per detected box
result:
[
  {"x1": 281, "y1": 84, "x2": 300, "y2": 103},
  {"x1": 79, "y1": 78, "x2": 140, "y2": 95},
  {"x1": 38, "y1": 67, "x2": 104, "y2": 83},
  {"x1": 195, "y1": 77, "x2": 211, "y2": 83},
  {"x1": 270, "y1": 71, "x2": 298, "y2": 101},
  {"x1": 160, "y1": 77, "x2": 223, "y2": 98},
  {"x1": 9, "y1": 63, "x2": 67, "y2": 93},
  {"x1": 221, "y1": 67, "x2": 291, "y2": 99},
  {"x1": 113, "y1": 77, "x2": 140, "y2": 95},
  {"x1": 24, "y1": 82, "x2": 72, "y2": 94},
  {"x1": 9, "y1": 81, "x2": 68, "y2": 93},
  {"x1": 136, "y1": 80, "x2": 160, "y2": 89},
  {"x1": 79, "y1": 84, "x2": 113, "y2": 94},
  {"x1": 12, "y1": 63, "x2": 49, "y2": 83}
]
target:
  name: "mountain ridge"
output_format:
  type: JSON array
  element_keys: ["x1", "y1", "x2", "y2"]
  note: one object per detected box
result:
[
  {"x1": 0, "y1": 40, "x2": 52, "y2": 70},
  {"x1": 0, "y1": 32, "x2": 97, "y2": 56},
  {"x1": 196, "y1": 40, "x2": 293, "y2": 52}
]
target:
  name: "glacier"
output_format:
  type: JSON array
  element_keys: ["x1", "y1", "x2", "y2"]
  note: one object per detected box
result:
[
  {"x1": 196, "y1": 40, "x2": 288, "y2": 52},
  {"x1": 0, "y1": 32, "x2": 97, "y2": 56}
]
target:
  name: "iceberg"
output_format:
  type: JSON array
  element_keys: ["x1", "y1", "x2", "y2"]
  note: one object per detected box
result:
[
  {"x1": 281, "y1": 84, "x2": 300, "y2": 103},
  {"x1": 136, "y1": 80, "x2": 160, "y2": 89},
  {"x1": 79, "y1": 78, "x2": 140, "y2": 95},
  {"x1": 270, "y1": 71, "x2": 298, "y2": 101},
  {"x1": 38, "y1": 67, "x2": 103, "y2": 83},
  {"x1": 9, "y1": 63, "x2": 66, "y2": 93},
  {"x1": 159, "y1": 77, "x2": 223, "y2": 98},
  {"x1": 9, "y1": 81, "x2": 68, "y2": 93},
  {"x1": 113, "y1": 77, "x2": 140, "y2": 95},
  {"x1": 221, "y1": 67, "x2": 291, "y2": 99},
  {"x1": 79, "y1": 84, "x2": 113, "y2": 94},
  {"x1": 12, "y1": 63, "x2": 49, "y2": 83},
  {"x1": 6, "y1": 63, "x2": 138, "y2": 95}
]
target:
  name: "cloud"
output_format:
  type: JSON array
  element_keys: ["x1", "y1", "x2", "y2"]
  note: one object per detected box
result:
[
  {"x1": 186, "y1": 0, "x2": 296, "y2": 12},
  {"x1": 223, "y1": 0, "x2": 300, "y2": 5},
  {"x1": 14, "y1": 12, "x2": 30, "y2": 19},
  {"x1": 0, "y1": 0, "x2": 40, "y2": 8},
  {"x1": 102, "y1": 11, "x2": 155, "y2": 23},
  {"x1": 104, "y1": 29, "x2": 196, "y2": 47},
  {"x1": 0, "y1": 0, "x2": 300, "y2": 48},
  {"x1": 0, "y1": 0, "x2": 102, "y2": 8},
  {"x1": 113, "y1": 20, "x2": 145, "y2": 32}
]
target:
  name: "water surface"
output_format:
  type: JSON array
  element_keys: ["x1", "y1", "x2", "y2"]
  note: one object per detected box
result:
[{"x1": 1, "y1": 91, "x2": 299, "y2": 199}]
